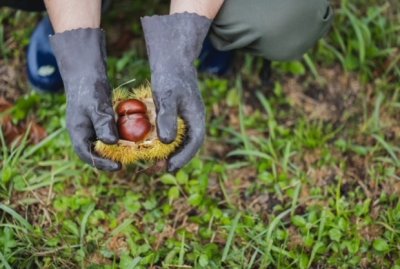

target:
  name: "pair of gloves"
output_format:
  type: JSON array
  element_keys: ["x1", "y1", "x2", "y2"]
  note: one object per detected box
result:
[{"x1": 50, "y1": 13, "x2": 211, "y2": 172}]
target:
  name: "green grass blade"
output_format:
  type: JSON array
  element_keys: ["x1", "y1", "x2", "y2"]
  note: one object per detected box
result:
[
  {"x1": 319, "y1": 40, "x2": 346, "y2": 69},
  {"x1": 256, "y1": 91, "x2": 276, "y2": 139},
  {"x1": 22, "y1": 128, "x2": 65, "y2": 159},
  {"x1": 290, "y1": 181, "x2": 301, "y2": 217},
  {"x1": 371, "y1": 92, "x2": 384, "y2": 131},
  {"x1": 247, "y1": 249, "x2": 259, "y2": 269},
  {"x1": 129, "y1": 257, "x2": 142, "y2": 269},
  {"x1": 373, "y1": 134, "x2": 400, "y2": 166},
  {"x1": 303, "y1": 54, "x2": 320, "y2": 80},
  {"x1": 222, "y1": 213, "x2": 241, "y2": 262},
  {"x1": 0, "y1": 250, "x2": 12, "y2": 269},
  {"x1": 282, "y1": 142, "x2": 293, "y2": 173},
  {"x1": 109, "y1": 218, "x2": 135, "y2": 238},
  {"x1": 20, "y1": 163, "x2": 75, "y2": 191},
  {"x1": 178, "y1": 232, "x2": 186, "y2": 266},
  {"x1": 80, "y1": 203, "x2": 95, "y2": 269},
  {"x1": 0, "y1": 127, "x2": 8, "y2": 161},
  {"x1": 0, "y1": 203, "x2": 32, "y2": 231},
  {"x1": 261, "y1": 208, "x2": 291, "y2": 268},
  {"x1": 344, "y1": 8, "x2": 366, "y2": 64},
  {"x1": 237, "y1": 78, "x2": 254, "y2": 163},
  {"x1": 227, "y1": 149, "x2": 273, "y2": 161},
  {"x1": 270, "y1": 245, "x2": 294, "y2": 259},
  {"x1": 9, "y1": 124, "x2": 32, "y2": 167},
  {"x1": 308, "y1": 209, "x2": 327, "y2": 268}
]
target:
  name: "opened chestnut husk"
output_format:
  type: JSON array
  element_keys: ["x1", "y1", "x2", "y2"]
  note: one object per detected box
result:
[{"x1": 94, "y1": 84, "x2": 186, "y2": 164}]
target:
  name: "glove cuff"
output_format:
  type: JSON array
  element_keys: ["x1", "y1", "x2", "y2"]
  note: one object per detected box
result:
[
  {"x1": 50, "y1": 28, "x2": 108, "y2": 82},
  {"x1": 141, "y1": 12, "x2": 212, "y2": 73}
]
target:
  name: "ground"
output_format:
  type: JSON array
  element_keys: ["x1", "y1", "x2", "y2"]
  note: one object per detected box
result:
[{"x1": 0, "y1": 0, "x2": 400, "y2": 268}]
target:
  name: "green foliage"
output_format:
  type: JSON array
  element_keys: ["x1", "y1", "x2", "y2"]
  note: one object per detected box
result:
[
  {"x1": 317, "y1": 0, "x2": 400, "y2": 82},
  {"x1": 1, "y1": 0, "x2": 400, "y2": 268}
]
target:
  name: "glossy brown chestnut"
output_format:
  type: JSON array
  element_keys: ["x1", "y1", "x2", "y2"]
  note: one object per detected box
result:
[
  {"x1": 116, "y1": 99, "x2": 147, "y2": 116},
  {"x1": 117, "y1": 114, "x2": 152, "y2": 142}
]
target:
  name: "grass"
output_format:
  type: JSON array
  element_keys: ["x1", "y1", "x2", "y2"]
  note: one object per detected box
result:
[{"x1": 1, "y1": 0, "x2": 400, "y2": 268}]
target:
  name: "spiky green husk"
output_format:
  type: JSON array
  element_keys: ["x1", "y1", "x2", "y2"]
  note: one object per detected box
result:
[{"x1": 94, "y1": 84, "x2": 186, "y2": 164}]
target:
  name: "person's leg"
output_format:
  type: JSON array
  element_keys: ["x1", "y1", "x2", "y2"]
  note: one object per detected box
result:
[
  {"x1": 27, "y1": 16, "x2": 63, "y2": 93},
  {"x1": 0, "y1": 0, "x2": 45, "y2": 11},
  {"x1": 198, "y1": 36, "x2": 234, "y2": 75},
  {"x1": 15, "y1": 0, "x2": 111, "y2": 92},
  {"x1": 209, "y1": 0, "x2": 334, "y2": 61}
]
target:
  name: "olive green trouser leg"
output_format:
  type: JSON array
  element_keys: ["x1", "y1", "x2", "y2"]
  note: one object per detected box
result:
[{"x1": 209, "y1": 0, "x2": 334, "y2": 61}]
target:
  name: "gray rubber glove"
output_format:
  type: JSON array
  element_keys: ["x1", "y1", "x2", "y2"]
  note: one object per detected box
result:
[
  {"x1": 141, "y1": 13, "x2": 212, "y2": 172},
  {"x1": 50, "y1": 29, "x2": 121, "y2": 171}
]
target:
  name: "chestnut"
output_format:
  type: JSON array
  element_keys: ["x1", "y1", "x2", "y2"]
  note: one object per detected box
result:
[
  {"x1": 116, "y1": 99, "x2": 147, "y2": 116},
  {"x1": 116, "y1": 99, "x2": 152, "y2": 142}
]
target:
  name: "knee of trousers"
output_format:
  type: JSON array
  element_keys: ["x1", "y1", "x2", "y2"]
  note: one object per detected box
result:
[
  {"x1": 0, "y1": 0, "x2": 45, "y2": 11},
  {"x1": 209, "y1": 0, "x2": 334, "y2": 61},
  {"x1": 1, "y1": 0, "x2": 110, "y2": 13}
]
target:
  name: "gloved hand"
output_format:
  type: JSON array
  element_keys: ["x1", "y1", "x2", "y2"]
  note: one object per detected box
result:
[
  {"x1": 141, "y1": 13, "x2": 212, "y2": 172},
  {"x1": 50, "y1": 29, "x2": 121, "y2": 171}
]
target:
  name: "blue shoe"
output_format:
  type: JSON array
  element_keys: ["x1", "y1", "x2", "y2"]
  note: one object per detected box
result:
[
  {"x1": 198, "y1": 36, "x2": 234, "y2": 76},
  {"x1": 27, "y1": 16, "x2": 63, "y2": 93}
]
